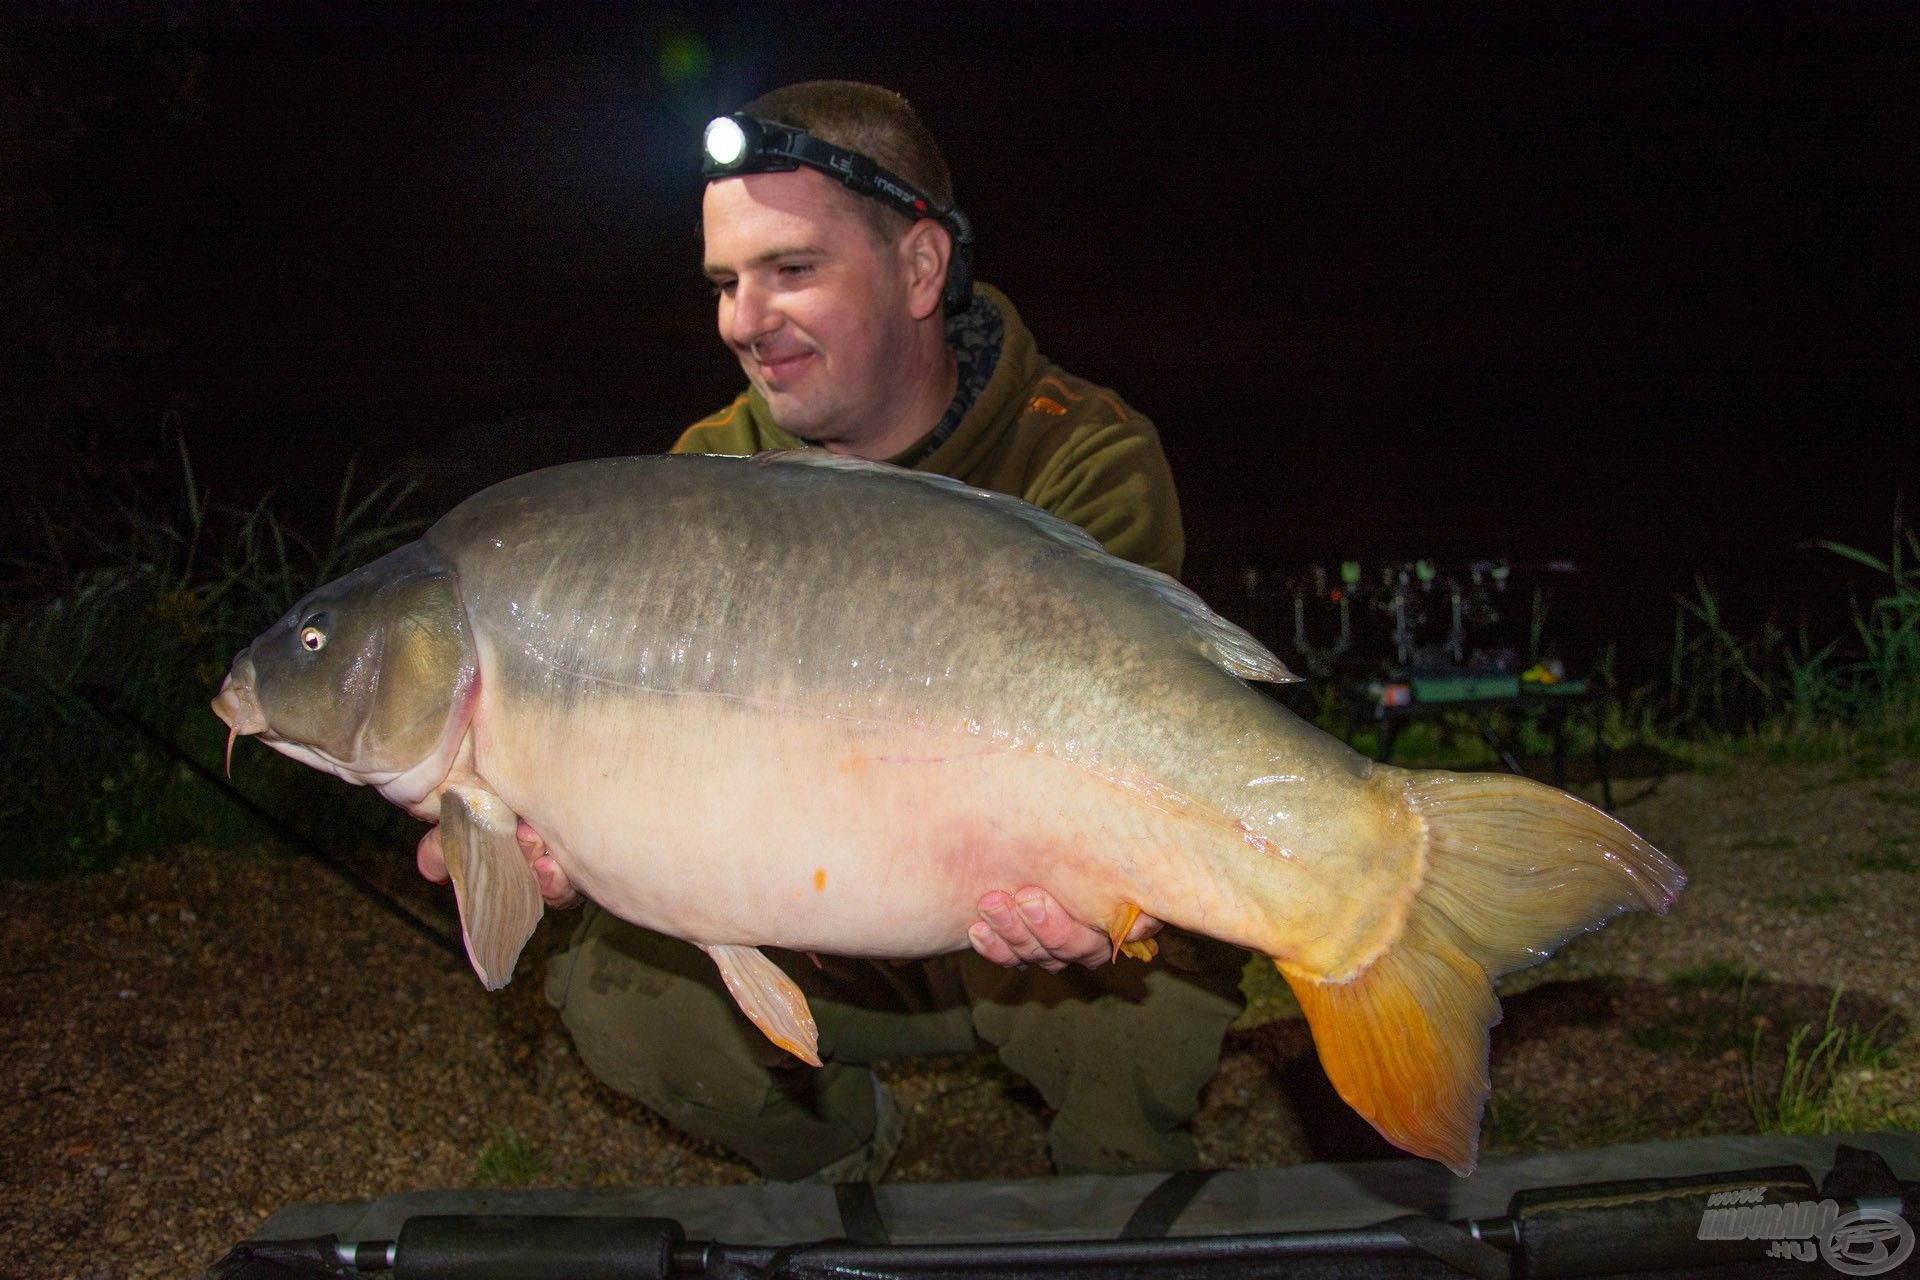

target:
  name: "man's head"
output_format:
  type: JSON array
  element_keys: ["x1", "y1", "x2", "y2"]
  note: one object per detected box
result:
[{"x1": 700, "y1": 81, "x2": 965, "y2": 453}]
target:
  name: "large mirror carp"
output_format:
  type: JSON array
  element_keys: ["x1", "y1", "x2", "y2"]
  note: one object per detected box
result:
[{"x1": 214, "y1": 451, "x2": 1683, "y2": 1174}]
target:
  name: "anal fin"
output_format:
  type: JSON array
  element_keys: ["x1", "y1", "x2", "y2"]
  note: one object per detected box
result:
[
  {"x1": 439, "y1": 787, "x2": 544, "y2": 991},
  {"x1": 706, "y1": 944, "x2": 822, "y2": 1066}
]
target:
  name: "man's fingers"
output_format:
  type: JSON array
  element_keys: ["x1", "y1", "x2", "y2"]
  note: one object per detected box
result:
[
  {"x1": 972, "y1": 887, "x2": 1152, "y2": 972},
  {"x1": 531, "y1": 854, "x2": 582, "y2": 909},
  {"x1": 512, "y1": 820, "x2": 580, "y2": 908},
  {"x1": 415, "y1": 827, "x2": 449, "y2": 884},
  {"x1": 967, "y1": 921, "x2": 1021, "y2": 968},
  {"x1": 975, "y1": 891, "x2": 1079, "y2": 973},
  {"x1": 422, "y1": 818, "x2": 577, "y2": 907},
  {"x1": 1009, "y1": 887, "x2": 1111, "y2": 965},
  {"x1": 976, "y1": 892, "x2": 1061, "y2": 971}
]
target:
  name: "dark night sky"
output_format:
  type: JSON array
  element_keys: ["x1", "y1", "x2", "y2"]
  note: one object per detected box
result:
[{"x1": 15, "y1": 0, "x2": 1918, "y2": 659}]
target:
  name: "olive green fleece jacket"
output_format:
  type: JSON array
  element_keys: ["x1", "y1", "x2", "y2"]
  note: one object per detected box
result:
[{"x1": 671, "y1": 283, "x2": 1185, "y2": 578}]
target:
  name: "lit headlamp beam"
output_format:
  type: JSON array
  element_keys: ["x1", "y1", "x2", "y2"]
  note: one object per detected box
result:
[{"x1": 703, "y1": 116, "x2": 748, "y2": 168}]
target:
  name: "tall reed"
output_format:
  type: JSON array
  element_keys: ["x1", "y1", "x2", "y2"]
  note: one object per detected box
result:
[
  {"x1": 1667, "y1": 511, "x2": 1920, "y2": 755},
  {"x1": 0, "y1": 434, "x2": 425, "y2": 873}
]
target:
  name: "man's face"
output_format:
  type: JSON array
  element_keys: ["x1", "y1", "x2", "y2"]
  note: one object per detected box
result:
[{"x1": 702, "y1": 170, "x2": 919, "y2": 446}]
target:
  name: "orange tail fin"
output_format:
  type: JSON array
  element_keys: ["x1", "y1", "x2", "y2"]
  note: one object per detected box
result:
[{"x1": 1279, "y1": 771, "x2": 1683, "y2": 1175}]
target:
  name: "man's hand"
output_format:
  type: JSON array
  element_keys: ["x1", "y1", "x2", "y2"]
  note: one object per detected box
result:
[
  {"x1": 969, "y1": 887, "x2": 1162, "y2": 973},
  {"x1": 416, "y1": 819, "x2": 581, "y2": 910}
]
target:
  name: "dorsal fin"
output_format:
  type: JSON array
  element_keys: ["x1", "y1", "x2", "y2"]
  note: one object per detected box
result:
[{"x1": 753, "y1": 449, "x2": 1299, "y2": 685}]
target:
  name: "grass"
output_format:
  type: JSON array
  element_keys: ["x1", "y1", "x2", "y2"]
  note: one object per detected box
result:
[
  {"x1": 472, "y1": 1131, "x2": 550, "y2": 1187},
  {"x1": 1729, "y1": 835, "x2": 1794, "y2": 852},
  {"x1": 1850, "y1": 847, "x2": 1916, "y2": 874},
  {"x1": 1630, "y1": 1023, "x2": 1685, "y2": 1053},
  {"x1": 1480, "y1": 1096, "x2": 1540, "y2": 1150},
  {"x1": 1575, "y1": 1098, "x2": 1662, "y2": 1149},
  {"x1": 0, "y1": 434, "x2": 426, "y2": 876},
  {"x1": 1745, "y1": 988, "x2": 1908, "y2": 1136},
  {"x1": 1236, "y1": 955, "x2": 1302, "y2": 1027},
  {"x1": 1847, "y1": 752, "x2": 1894, "y2": 779},
  {"x1": 1627, "y1": 966, "x2": 1765, "y2": 1062},
  {"x1": 1633, "y1": 514, "x2": 1920, "y2": 763},
  {"x1": 1291, "y1": 513, "x2": 1920, "y2": 778},
  {"x1": 1762, "y1": 888, "x2": 1849, "y2": 915},
  {"x1": 1669, "y1": 959, "x2": 1763, "y2": 993}
]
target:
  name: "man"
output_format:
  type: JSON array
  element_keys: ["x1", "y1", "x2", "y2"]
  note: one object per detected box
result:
[{"x1": 423, "y1": 81, "x2": 1245, "y2": 1181}]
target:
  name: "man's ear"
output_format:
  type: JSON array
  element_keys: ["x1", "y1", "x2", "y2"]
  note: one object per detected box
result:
[{"x1": 900, "y1": 220, "x2": 952, "y2": 322}]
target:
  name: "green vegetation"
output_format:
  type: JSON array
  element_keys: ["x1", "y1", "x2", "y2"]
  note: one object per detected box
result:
[
  {"x1": 1480, "y1": 1096, "x2": 1540, "y2": 1150},
  {"x1": 1629, "y1": 1022, "x2": 1684, "y2": 1054},
  {"x1": 1322, "y1": 513, "x2": 1920, "y2": 773},
  {"x1": 1729, "y1": 835, "x2": 1794, "y2": 852},
  {"x1": 1236, "y1": 955, "x2": 1302, "y2": 1027},
  {"x1": 1631, "y1": 968, "x2": 1758, "y2": 1062},
  {"x1": 1668, "y1": 959, "x2": 1763, "y2": 994},
  {"x1": 0, "y1": 438, "x2": 424, "y2": 876},
  {"x1": 472, "y1": 1131, "x2": 551, "y2": 1187},
  {"x1": 1762, "y1": 888, "x2": 1849, "y2": 915},
  {"x1": 1745, "y1": 989, "x2": 1908, "y2": 1136},
  {"x1": 1850, "y1": 846, "x2": 1916, "y2": 874},
  {"x1": 1663, "y1": 519, "x2": 1920, "y2": 758}
]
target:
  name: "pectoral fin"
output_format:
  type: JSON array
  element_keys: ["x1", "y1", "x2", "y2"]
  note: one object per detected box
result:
[
  {"x1": 704, "y1": 944, "x2": 822, "y2": 1066},
  {"x1": 439, "y1": 787, "x2": 543, "y2": 991}
]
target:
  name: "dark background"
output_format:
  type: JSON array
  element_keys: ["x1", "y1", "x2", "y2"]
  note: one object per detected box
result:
[{"x1": 5, "y1": 0, "x2": 1914, "y2": 668}]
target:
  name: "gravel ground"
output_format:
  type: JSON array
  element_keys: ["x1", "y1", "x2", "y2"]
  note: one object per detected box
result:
[{"x1": 2, "y1": 755, "x2": 1916, "y2": 1279}]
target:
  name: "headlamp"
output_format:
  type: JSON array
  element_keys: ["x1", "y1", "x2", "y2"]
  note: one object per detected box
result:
[
  {"x1": 700, "y1": 112, "x2": 974, "y2": 312},
  {"x1": 701, "y1": 116, "x2": 750, "y2": 168}
]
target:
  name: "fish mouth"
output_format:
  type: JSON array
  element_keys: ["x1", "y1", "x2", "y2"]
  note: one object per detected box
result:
[{"x1": 210, "y1": 661, "x2": 268, "y2": 775}]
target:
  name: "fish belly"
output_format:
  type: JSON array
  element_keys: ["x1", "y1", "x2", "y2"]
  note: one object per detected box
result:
[{"x1": 471, "y1": 687, "x2": 1262, "y2": 958}]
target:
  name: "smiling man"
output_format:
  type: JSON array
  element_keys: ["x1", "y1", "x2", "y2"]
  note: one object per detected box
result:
[
  {"x1": 538, "y1": 80, "x2": 1246, "y2": 1183},
  {"x1": 674, "y1": 83, "x2": 1185, "y2": 575},
  {"x1": 699, "y1": 164, "x2": 955, "y2": 458}
]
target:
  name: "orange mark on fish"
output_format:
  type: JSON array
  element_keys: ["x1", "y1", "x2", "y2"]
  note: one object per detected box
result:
[{"x1": 813, "y1": 867, "x2": 827, "y2": 892}]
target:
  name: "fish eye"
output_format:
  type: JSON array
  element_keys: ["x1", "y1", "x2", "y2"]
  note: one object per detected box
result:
[{"x1": 299, "y1": 615, "x2": 328, "y2": 652}]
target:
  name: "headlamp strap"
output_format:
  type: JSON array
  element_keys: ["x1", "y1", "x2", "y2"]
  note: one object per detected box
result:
[{"x1": 707, "y1": 115, "x2": 972, "y2": 251}]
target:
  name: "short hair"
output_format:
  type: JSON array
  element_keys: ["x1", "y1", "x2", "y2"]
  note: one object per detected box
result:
[{"x1": 741, "y1": 80, "x2": 955, "y2": 246}]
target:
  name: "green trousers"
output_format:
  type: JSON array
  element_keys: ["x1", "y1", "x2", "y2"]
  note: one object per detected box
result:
[{"x1": 545, "y1": 904, "x2": 1246, "y2": 1180}]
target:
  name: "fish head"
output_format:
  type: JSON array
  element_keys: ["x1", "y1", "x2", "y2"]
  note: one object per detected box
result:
[{"x1": 212, "y1": 540, "x2": 478, "y2": 802}]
